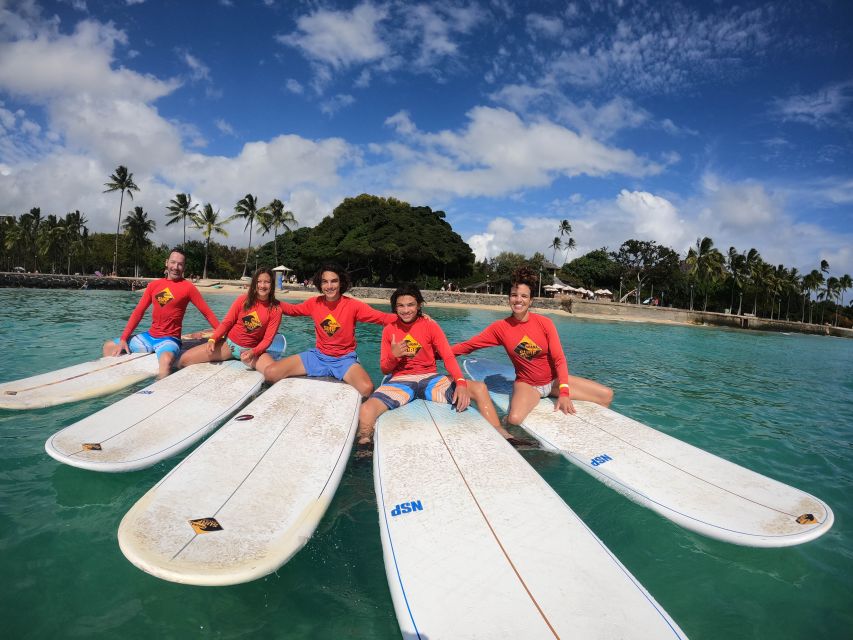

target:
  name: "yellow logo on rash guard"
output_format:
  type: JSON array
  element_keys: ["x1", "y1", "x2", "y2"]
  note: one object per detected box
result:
[
  {"x1": 241, "y1": 310, "x2": 262, "y2": 332},
  {"x1": 155, "y1": 287, "x2": 174, "y2": 306},
  {"x1": 320, "y1": 314, "x2": 341, "y2": 336},
  {"x1": 513, "y1": 335, "x2": 542, "y2": 361},
  {"x1": 402, "y1": 334, "x2": 422, "y2": 356}
]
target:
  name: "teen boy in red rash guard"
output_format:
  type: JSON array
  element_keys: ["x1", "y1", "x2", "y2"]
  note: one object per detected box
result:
[
  {"x1": 103, "y1": 249, "x2": 219, "y2": 379},
  {"x1": 357, "y1": 284, "x2": 517, "y2": 449},
  {"x1": 452, "y1": 266, "x2": 613, "y2": 428},
  {"x1": 264, "y1": 264, "x2": 396, "y2": 398}
]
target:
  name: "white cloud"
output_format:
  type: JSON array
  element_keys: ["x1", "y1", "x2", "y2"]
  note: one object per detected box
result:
[
  {"x1": 383, "y1": 106, "x2": 661, "y2": 200},
  {"x1": 285, "y1": 78, "x2": 303, "y2": 94},
  {"x1": 215, "y1": 118, "x2": 234, "y2": 136},
  {"x1": 320, "y1": 93, "x2": 355, "y2": 116},
  {"x1": 276, "y1": 2, "x2": 389, "y2": 70},
  {"x1": 525, "y1": 13, "x2": 563, "y2": 39},
  {"x1": 772, "y1": 80, "x2": 853, "y2": 128},
  {"x1": 180, "y1": 50, "x2": 210, "y2": 83}
]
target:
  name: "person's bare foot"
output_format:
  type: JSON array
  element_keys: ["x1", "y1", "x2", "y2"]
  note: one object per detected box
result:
[
  {"x1": 505, "y1": 435, "x2": 537, "y2": 449},
  {"x1": 354, "y1": 437, "x2": 374, "y2": 459}
]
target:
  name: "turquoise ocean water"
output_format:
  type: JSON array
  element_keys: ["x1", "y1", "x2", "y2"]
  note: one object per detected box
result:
[{"x1": 0, "y1": 288, "x2": 850, "y2": 639}]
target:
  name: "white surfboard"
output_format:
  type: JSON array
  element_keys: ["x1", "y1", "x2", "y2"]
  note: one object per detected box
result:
[
  {"x1": 45, "y1": 360, "x2": 264, "y2": 472},
  {"x1": 118, "y1": 377, "x2": 361, "y2": 586},
  {"x1": 0, "y1": 353, "x2": 159, "y2": 410},
  {"x1": 375, "y1": 399, "x2": 685, "y2": 639},
  {"x1": 463, "y1": 357, "x2": 834, "y2": 548}
]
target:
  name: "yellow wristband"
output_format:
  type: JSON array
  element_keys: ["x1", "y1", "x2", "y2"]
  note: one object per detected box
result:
[
  {"x1": 208, "y1": 338, "x2": 216, "y2": 343},
  {"x1": 559, "y1": 383, "x2": 569, "y2": 389}
]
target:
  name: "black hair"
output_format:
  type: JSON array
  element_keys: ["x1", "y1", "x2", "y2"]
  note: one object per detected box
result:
[
  {"x1": 390, "y1": 283, "x2": 425, "y2": 318},
  {"x1": 311, "y1": 263, "x2": 351, "y2": 294},
  {"x1": 245, "y1": 267, "x2": 277, "y2": 309},
  {"x1": 167, "y1": 247, "x2": 186, "y2": 260},
  {"x1": 510, "y1": 265, "x2": 538, "y2": 295}
]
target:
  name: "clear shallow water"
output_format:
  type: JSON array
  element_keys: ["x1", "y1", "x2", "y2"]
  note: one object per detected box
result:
[{"x1": 1, "y1": 288, "x2": 851, "y2": 639}]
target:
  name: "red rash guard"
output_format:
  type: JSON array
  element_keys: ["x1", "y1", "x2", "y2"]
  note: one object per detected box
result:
[
  {"x1": 381, "y1": 316, "x2": 465, "y2": 382},
  {"x1": 280, "y1": 295, "x2": 396, "y2": 357},
  {"x1": 211, "y1": 295, "x2": 282, "y2": 354},
  {"x1": 120, "y1": 278, "x2": 219, "y2": 342},
  {"x1": 452, "y1": 313, "x2": 569, "y2": 387}
]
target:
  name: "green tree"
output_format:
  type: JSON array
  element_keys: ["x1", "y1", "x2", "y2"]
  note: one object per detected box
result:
[
  {"x1": 258, "y1": 199, "x2": 297, "y2": 267},
  {"x1": 165, "y1": 193, "x2": 200, "y2": 250},
  {"x1": 612, "y1": 239, "x2": 678, "y2": 305},
  {"x1": 123, "y1": 206, "x2": 156, "y2": 277},
  {"x1": 837, "y1": 274, "x2": 852, "y2": 326},
  {"x1": 234, "y1": 194, "x2": 264, "y2": 278},
  {"x1": 64, "y1": 210, "x2": 88, "y2": 275},
  {"x1": 802, "y1": 269, "x2": 824, "y2": 324},
  {"x1": 818, "y1": 276, "x2": 840, "y2": 325},
  {"x1": 685, "y1": 236, "x2": 725, "y2": 311},
  {"x1": 561, "y1": 248, "x2": 622, "y2": 290},
  {"x1": 558, "y1": 219, "x2": 576, "y2": 264},
  {"x1": 548, "y1": 237, "x2": 562, "y2": 265},
  {"x1": 194, "y1": 203, "x2": 232, "y2": 280},
  {"x1": 103, "y1": 165, "x2": 140, "y2": 276}
]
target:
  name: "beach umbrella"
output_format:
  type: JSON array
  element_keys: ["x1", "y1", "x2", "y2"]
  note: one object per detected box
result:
[
  {"x1": 272, "y1": 265, "x2": 292, "y2": 272},
  {"x1": 594, "y1": 289, "x2": 612, "y2": 295}
]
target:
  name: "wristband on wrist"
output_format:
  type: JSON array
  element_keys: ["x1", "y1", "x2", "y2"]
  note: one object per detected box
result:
[
  {"x1": 559, "y1": 383, "x2": 570, "y2": 396},
  {"x1": 208, "y1": 338, "x2": 216, "y2": 343},
  {"x1": 455, "y1": 378, "x2": 467, "y2": 386}
]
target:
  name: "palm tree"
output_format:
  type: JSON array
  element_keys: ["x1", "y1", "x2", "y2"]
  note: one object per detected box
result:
[
  {"x1": 259, "y1": 199, "x2": 297, "y2": 266},
  {"x1": 194, "y1": 203, "x2": 232, "y2": 280},
  {"x1": 103, "y1": 165, "x2": 140, "y2": 276},
  {"x1": 817, "y1": 276, "x2": 840, "y2": 325},
  {"x1": 803, "y1": 269, "x2": 824, "y2": 324},
  {"x1": 234, "y1": 194, "x2": 264, "y2": 278},
  {"x1": 37, "y1": 214, "x2": 64, "y2": 273},
  {"x1": 165, "y1": 193, "x2": 200, "y2": 249},
  {"x1": 122, "y1": 206, "x2": 156, "y2": 278},
  {"x1": 726, "y1": 247, "x2": 745, "y2": 313},
  {"x1": 63, "y1": 210, "x2": 87, "y2": 275},
  {"x1": 784, "y1": 268, "x2": 800, "y2": 321},
  {"x1": 548, "y1": 237, "x2": 562, "y2": 265},
  {"x1": 686, "y1": 236, "x2": 725, "y2": 311},
  {"x1": 558, "y1": 219, "x2": 576, "y2": 264},
  {"x1": 837, "y1": 274, "x2": 852, "y2": 326}
]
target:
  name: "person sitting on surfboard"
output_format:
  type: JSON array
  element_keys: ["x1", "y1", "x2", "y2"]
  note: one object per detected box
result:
[
  {"x1": 452, "y1": 266, "x2": 613, "y2": 427},
  {"x1": 357, "y1": 283, "x2": 525, "y2": 450},
  {"x1": 264, "y1": 263, "x2": 398, "y2": 398},
  {"x1": 178, "y1": 268, "x2": 285, "y2": 376},
  {"x1": 103, "y1": 248, "x2": 220, "y2": 379}
]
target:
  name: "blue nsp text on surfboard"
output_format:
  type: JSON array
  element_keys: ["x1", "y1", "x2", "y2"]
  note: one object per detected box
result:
[
  {"x1": 390, "y1": 501, "x2": 423, "y2": 517},
  {"x1": 591, "y1": 454, "x2": 612, "y2": 467}
]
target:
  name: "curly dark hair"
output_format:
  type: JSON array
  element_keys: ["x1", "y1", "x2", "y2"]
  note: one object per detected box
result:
[
  {"x1": 245, "y1": 267, "x2": 277, "y2": 309},
  {"x1": 311, "y1": 263, "x2": 351, "y2": 294},
  {"x1": 510, "y1": 265, "x2": 539, "y2": 293},
  {"x1": 390, "y1": 283, "x2": 425, "y2": 317}
]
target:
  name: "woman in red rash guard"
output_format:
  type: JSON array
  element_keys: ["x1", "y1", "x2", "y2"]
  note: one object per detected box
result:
[
  {"x1": 179, "y1": 268, "x2": 285, "y2": 375},
  {"x1": 263, "y1": 263, "x2": 397, "y2": 398},
  {"x1": 357, "y1": 283, "x2": 518, "y2": 450},
  {"x1": 452, "y1": 265, "x2": 613, "y2": 427}
]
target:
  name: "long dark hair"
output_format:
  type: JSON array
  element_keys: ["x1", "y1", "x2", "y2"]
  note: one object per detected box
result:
[
  {"x1": 312, "y1": 263, "x2": 351, "y2": 294},
  {"x1": 245, "y1": 267, "x2": 277, "y2": 309},
  {"x1": 510, "y1": 265, "x2": 538, "y2": 295},
  {"x1": 390, "y1": 283, "x2": 425, "y2": 318}
]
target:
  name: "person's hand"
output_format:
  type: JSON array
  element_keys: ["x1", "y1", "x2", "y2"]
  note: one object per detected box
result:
[
  {"x1": 555, "y1": 395, "x2": 575, "y2": 414},
  {"x1": 390, "y1": 335, "x2": 411, "y2": 358},
  {"x1": 422, "y1": 313, "x2": 433, "y2": 322},
  {"x1": 107, "y1": 339, "x2": 129, "y2": 356},
  {"x1": 240, "y1": 348, "x2": 255, "y2": 363},
  {"x1": 206, "y1": 339, "x2": 217, "y2": 354},
  {"x1": 452, "y1": 382, "x2": 471, "y2": 412}
]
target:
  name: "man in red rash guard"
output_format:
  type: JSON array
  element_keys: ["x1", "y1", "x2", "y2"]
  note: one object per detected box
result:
[
  {"x1": 264, "y1": 263, "x2": 396, "y2": 398},
  {"x1": 357, "y1": 283, "x2": 517, "y2": 451},
  {"x1": 452, "y1": 265, "x2": 613, "y2": 427},
  {"x1": 103, "y1": 249, "x2": 219, "y2": 379}
]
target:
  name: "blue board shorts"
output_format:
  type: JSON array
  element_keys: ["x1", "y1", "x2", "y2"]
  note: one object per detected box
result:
[
  {"x1": 115, "y1": 331, "x2": 181, "y2": 358},
  {"x1": 226, "y1": 334, "x2": 287, "y2": 361},
  {"x1": 298, "y1": 348, "x2": 360, "y2": 380},
  {"x1": 371, "y1": 373, "x2": 456, "y2": 410}
]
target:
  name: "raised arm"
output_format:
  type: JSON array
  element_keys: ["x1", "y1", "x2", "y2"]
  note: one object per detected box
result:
[
  {"x1": 354, "y1": 299, "x2": 397, "y2": 325},
  {"x1": 188, "y1": 286, "x2": 220, "y2": 328},
  {"x1": 451, "y1": 323, "x2": 500, "y2": 356},
  {"x1": 279, "y1": 299, "x2": 312, "y2": 317}
]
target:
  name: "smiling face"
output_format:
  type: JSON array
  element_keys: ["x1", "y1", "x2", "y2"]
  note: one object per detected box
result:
[
  {"x1": 255, "y1": 273, "x2": 272, "y2": 301},
  {"x1": 164, "y1": 251, "x2": 186, "y2": 281},
  {"x1": 320, "y1": 271, "x2": 341, "y2": 301},
  {"x1": 508, "y1": 283, "x2": 533, "y2": 320},
  {"x1": 395, "y1": 294, "x2": 420, "y2": 323}
]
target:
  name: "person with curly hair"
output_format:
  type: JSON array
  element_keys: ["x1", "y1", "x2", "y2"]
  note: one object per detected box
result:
[{"x1": 452, "y1": 265, "x2": 613, "y2": 427}]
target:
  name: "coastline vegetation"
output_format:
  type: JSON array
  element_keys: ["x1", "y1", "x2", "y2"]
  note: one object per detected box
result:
[{"x1": 1, "y1": 166, "x2": 850, "y2": 329}]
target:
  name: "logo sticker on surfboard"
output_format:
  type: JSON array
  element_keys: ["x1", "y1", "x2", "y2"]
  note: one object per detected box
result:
[
  {"x1": 390, "y1": 500, "x2": 424, "y2": 517},
  {"x1": 189, "y1": 517, "x2": 223, "y2": 534},
  {"x1": 82, "y1": 442, "x2": 102, "y2": 451}
]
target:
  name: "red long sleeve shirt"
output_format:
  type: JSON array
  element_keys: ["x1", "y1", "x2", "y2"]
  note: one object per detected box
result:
[
  {"x1": 211, "y1": 295, "x2": 282, "y2": 354},
  {"x1": 120, "y1": 278, "x2": 219, "y2": 342},
  {"x1": 452, "y1": 313, "x2": 569, "y2": 387},
  {"x1": 381, "y1": 316, "x2": 465, "y2": 381},
  {"x1": 280, "y1": 295, "x2": 396, "y2": 357}
]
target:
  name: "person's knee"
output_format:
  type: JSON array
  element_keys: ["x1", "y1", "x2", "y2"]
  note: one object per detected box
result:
[
  {"x1": 506, "y1": 409, "x2": 525, "y2": 426},
  {"x1": 264, "y1": 362, "x2": 284, "y2": 384},
  {"x1": 599, "y1": 386, "x2": 614, "y2": 407},
  {"x1": 354, "y1": 378, "x2": 374, "y2": 398}
]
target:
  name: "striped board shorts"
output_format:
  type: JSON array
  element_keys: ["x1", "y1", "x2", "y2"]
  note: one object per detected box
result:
[{"x1": 371, "y1": 373, "x2": 456, "y2": 410}]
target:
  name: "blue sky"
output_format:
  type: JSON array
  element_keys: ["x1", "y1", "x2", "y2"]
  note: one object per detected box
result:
[{"x1": 0, "y1": 0, "x2": 851, "y2": 275}]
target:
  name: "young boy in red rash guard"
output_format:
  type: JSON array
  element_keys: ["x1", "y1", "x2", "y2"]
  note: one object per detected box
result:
[
  {"x1": 103, "y1": 249, "x2": 219, "y2": 379},
  {"x1": 178, "y1": 268, "x2": 285, "y2": 376},
  {"x1": 357, "y1": 284, "x2": 521, "y2": 450},
  {"x1": 264, "y1": 263, "x2": 397, "y2": 398},
  {"x1": 452, "y1": 265, "x2": 613, "y2": 427}
]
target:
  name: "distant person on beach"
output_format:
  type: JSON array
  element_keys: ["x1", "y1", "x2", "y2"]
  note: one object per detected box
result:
[
  {"x1": 179, "y1": 268, "x2": 284, "y2": 376},
  {"x1": 356, "y1": 283, "x2": 522, "y2": 450},
  {"x1": 452, "y1": 265, "x2": 613, "y2": 428},
  {"x1": 103, "y1": 249, "x2": 219, "y2": 379},
  {"x1": 264, "y1": 263, "x2": 397, "y2": 398}
]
